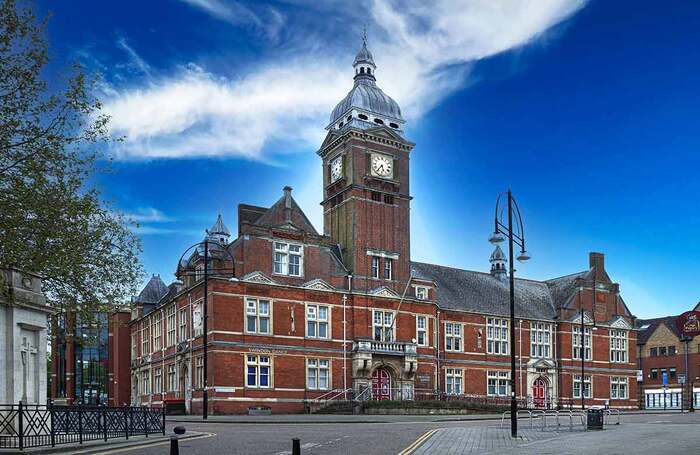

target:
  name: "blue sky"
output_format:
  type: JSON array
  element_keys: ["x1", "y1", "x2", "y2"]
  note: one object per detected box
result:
[{"x1": 36, "y1": 0, "x2": 700, "y2": 318}]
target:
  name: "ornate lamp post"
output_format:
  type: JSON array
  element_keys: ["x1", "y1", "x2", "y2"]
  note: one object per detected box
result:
[
  {"x1": 176, "y1": 237, "x2": 236, "y2": 420},
  {"x1": 489, "y1": 190, "x2": 531, "y2": 438}
]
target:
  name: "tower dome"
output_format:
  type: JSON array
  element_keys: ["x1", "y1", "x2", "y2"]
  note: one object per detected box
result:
[{"x1": 328, "y1": 33, "x2": 405, "y2": 134}]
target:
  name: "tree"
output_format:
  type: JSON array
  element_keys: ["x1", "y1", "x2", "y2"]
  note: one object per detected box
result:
[{"x1": 0, "y1": 0, "x2": 143, "y2": 318}]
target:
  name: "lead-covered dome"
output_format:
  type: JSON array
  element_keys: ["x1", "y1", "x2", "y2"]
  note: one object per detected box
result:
[{"x1": 327, "y1": 35, "x2": 405, "y2": 134}]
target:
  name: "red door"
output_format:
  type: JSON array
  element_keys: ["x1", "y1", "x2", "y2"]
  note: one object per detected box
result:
[
  {"x1": 533, "y1": 379, "x2": 547, "y2": 408},
  {"x1": 372, "y1": 368, "x2": 392, "y2": 400}
]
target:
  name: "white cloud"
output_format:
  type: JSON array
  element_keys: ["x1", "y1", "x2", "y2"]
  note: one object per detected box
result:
[
  {"x1": 179, "y1": 0, "x2": 286, "y2": 42},
  {"x1": 116, "y1": 36, "x2": 153, "y2": 80},
  {"x1": 102, "y1": 0, "x2": 587, "y2": 161},
  {"x1": 126, "y1": 207, "x2": 174, "y2": 223}
]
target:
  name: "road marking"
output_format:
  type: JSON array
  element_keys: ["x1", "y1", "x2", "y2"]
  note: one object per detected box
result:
[
  {"x1": 397, "y1": 428, "x2": 438, "y2": 455},
  {"x1": 69, "y1": 432, "x2": 216, "y2": 454}
]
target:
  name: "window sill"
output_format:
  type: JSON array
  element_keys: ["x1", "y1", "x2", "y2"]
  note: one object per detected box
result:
[{"x1": 244, "y1": 332, "x2": 274, "y2": 337}]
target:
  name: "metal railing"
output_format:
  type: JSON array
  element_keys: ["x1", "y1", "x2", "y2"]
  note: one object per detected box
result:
[
  {"x1": 500, "y1": 409, "x2": 587, "y2": 432},
  {"x1": 0, "y1": 402, "x2": 165, "y2": 450},
  {"x1": 604, "y1": 408, "x2": 621, "y2": 425}
]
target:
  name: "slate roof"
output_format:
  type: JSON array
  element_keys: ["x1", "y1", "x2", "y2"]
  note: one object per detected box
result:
[
  {"x1": 411, "y1": 262, "x2": 563, "y2": 320},
  {"x1": 636, "y1": 316, "x2": 681, "y2": 344},
  {"x1": 135, "y1": 275, "x2": 169, "y2": 305},
  {"x1": 252, "y1": 187, "x2": 319, "y2": 235},
  {"x1": 544, "y1": 270, "x2": 592, "y2": 310}
]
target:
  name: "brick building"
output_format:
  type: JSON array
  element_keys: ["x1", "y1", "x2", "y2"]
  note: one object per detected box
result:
[
  {"x1": 637, "y1": 306, "x2": 700, "y2": 409},
  {"x1": 126, "y1": 38, "x2": 640, "y2": 414}
]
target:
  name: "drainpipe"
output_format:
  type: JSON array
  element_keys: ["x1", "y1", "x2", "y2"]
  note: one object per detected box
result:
[
  {"x1": 435, "y1": 309, "x2": 441, "y2": 396},
  {"x1": 519, "y1": 320, "x2": 523, "y2": 401},
  {"x1": 342, "y1": 293, "x2": 348, "y2": 399}
]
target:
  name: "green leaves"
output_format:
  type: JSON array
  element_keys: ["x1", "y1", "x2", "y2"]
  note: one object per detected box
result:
[{"x1": 0, "y1": 0, "x2": 143, "y2": 319}]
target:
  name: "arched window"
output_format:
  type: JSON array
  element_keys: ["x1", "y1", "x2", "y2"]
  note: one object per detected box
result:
[
  {"x1": 367, "y1": 68, "x2": 371, "y2": 74},
  {"x1": 360, "y1": 67, "x2": 365, "y2": 74}
]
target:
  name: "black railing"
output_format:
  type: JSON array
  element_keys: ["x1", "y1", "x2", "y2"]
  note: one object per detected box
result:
[{"x1": 0, "y1": 402, "x2": 165, "y2": 450}]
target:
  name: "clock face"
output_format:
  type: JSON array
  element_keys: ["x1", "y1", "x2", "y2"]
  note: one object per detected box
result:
[
  {"x1": 330, "y1": 156, "x2": 343, "y2": 182},
  {"x1": 371, "y1": 154, "x2": 393, "y2": 178}
]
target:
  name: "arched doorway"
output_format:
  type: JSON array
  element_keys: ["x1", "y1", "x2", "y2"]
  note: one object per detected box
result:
[
  {"x1": 371, "y1": 367, "x2": 392, "y2": 400},
  {"x1": 532, "y1": 377, "x2": 548, "y2": 408}
]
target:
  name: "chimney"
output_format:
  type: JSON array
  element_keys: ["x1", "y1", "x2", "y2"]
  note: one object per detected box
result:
[
  {"x1": 283, "y1": 186, "x2": 293, "y2": 223},
  {"x1": 589, "y1": 252, "x2": 604, "y2": 280}
]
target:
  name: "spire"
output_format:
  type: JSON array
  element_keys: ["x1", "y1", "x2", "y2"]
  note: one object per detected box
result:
[
  {"x1": 490, "y1": 245, "x2": 507, "y2": 282},
  {"x1": 207, "y1": 213, "x2": 230, "y2": 244},
  {"x1": 353, "y1": 28, "x2": 376, "y2": 81}
]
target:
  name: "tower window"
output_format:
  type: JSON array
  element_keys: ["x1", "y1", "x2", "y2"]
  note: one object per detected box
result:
[
  {"x1": 384, "y1": 258, "x2": 393, "y2": 280},
  {"x1": 347, "y1": 115, "x2": 352, "y2": 121},
  {"x1": 360, "y1": 67, "x2": 365, "y2": 74},
  {"x1": 371, "y1": 256, "x2": 380, "y2": 279},
  {"x1": 367, "y1": 68, "x2": 371, "y2": 74},
  {"x1": 389, "y1": 123, "x2": 399, "y2": 129},
  {"x1": 339, "y1": 121, "x2": 344, "y2": 128},
  {"x1": 371, "y1": 191, "x2": 382, "y2": 202},
  {"x1": 358, "y1": 114, "x2": 368, "y2": 120},
  {"x1": 384, "y1": 194, "x2": 394, "y2": 205},
  {"x1": 373, "y1": 118, "x2": 384, "y2": 125}
]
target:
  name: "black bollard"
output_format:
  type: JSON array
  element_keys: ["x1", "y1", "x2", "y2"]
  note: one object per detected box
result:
[
  {"x1": 292, "y1": 438, "x2": 300, "y2": 455},
  {"x1": 170, "y1": 436, "x2": 179, "y2": 455}
]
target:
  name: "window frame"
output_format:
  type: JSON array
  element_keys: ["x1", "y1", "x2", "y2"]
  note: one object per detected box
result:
[
  {"x1": 167, "y1": 364, "x2": 177, "y2": 392},
  {"x1": 573, "y1": 374, "x2": 592, "y2": 399},
  {"x1": 486, "y1": 318, "x2": 509, "y2": 355},
  {"x1": 487, "y1": 370, "x2": 510, "y2": 397},
  {"x1": 246, "y1": 354, "x2": 272, "y2": 389},
  {"x1": 195, "y1": 356, "x2": 204, "y2": 389},
  {"x1": 572, "y1": 326, "x2": 592, "y2": 361},
  {"x1": 245, "y1": 298, "x2": 272, "y2": 335},
  {"x1": 152, "y1": 312, "x2": 162, "y2": 351},
  {"x1": 154, "y1": 367, "x2": 162, "y2": 394},
  {"x1": 166, "y1": 305, "x2": 176, "y2": 347},
  {"x1": 444, "y1": 322, "x2": 463, "y2": 352},
  {"x1": 141, "y1": 318, "x2": 150, "y2": 356},
  {"x1": 141, "y1": 369, "x2": 150, "y2": 395},
  {"x1": 272, "y1": 241, "x2": 304, "y2": 277},
  {"x1": 306, "y1": 358, "x2": 331, "y2": 391},
  {"x1": 414, "y1": 286, "x2": 428, "y2": 300},
  {"x1": 445, "y1": 368, "x2": 463, "y2": 395},
  {"x1": 416, "y1": 315, "x2": 428, "y2": 347},
  {"x1": 384, "y1": 258, "x2": 393, "y2": 280},
  {"x1": 372, "y1": 309, "x2": 395, "y2": 342},
  {"x1": 530, "y1": 322, "x2": 553, "y2": 359},
  {"x1": 306, "y1": 304, "x2": 330, "y2": 339},
  {"x1": 178, "y1": 308, "x2": 188, "y2": 342},
  {"x1": 371, "y1": 256, "x2": 380, "y2": 279},
  {"x1": 609, "y1": 329, "x2": 628, "y2": 363},
  {"x1": 610, "y1": 376, "x2": 628, "y2": 399}
]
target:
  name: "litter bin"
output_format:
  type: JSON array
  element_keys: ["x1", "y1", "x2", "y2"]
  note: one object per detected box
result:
[{"x1": 587, "y1": 408, "x2": 604, "y2": 430}]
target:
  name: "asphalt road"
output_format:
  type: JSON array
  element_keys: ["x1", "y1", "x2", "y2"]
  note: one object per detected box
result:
[{"x1": 82, "y1": 412, "x2": 700, "y2": 455}]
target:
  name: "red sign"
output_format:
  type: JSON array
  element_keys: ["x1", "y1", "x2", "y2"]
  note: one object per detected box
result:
[{"x1": 676, "y1": 311, "x2": 700, "y2": 337}]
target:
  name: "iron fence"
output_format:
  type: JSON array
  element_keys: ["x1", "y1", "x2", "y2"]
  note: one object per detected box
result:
[{"x1": 0, "y1": 402, "x2": 165, "y2": 450}]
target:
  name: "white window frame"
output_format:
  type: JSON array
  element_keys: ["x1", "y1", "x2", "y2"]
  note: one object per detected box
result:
[
  {"x1": 195, "y1": 356, "x2": 204, "y2": 389},
  {"x1": 154, "y1": 367, "x2": 162, "y2": 394},
  {"x1": 384, "y1": 258, "x2": 393, "y2": 280},
  {"x1": 372, "y1": 309, "x2": 395, "y2": 342},
  {"x1": 131, "y1": 330, "x2": 138, "y2": 359},
  {"x1": 306, "y1": 304, "x2": 330, "y2": 339},
  {"x1": 573, "y1": 374, "x2": 592, "y2": 399},
  {"x1": 530, "y1": 322, "x2": 553, "y2": 359},
  {"x1": 246, "y1": 298, "x2": 272, "y2": 335},
  {"x1": 573, "y1": 326, "x2": 592, "y2": 361},
  {"x1": 306, "y1": 358, "x2": 331, "y2": 391},
  {"x1": 487, "y1": 370, "x2": 510, "y2": 397},
  {"x1": 415, "y1": 286, "x2": 428, "y2": 300},
  {"x1": 444, "y1": 322, "x2": 462, "y2": 352},
  {"x1": 487, "y1": 318, "x2": 509, "y2": 355},
  {"x1": 416, "y1": 315, "x2": 428, "y2": 346},
  {"x1": 178, "y1": 308, "x2": 187, "y2": 342},
  {"x1": 141, "y1": 370, "x2": 150, "y2": 395},
  {"x1": 273, "y1": 241, "x2": 303, "y2": 277},
  {"x1": 445, "y1": 368, "x2": 463, "y2": 395},
  {"x1": 167, "y1": 364, "x2": 177, "y2": 392},
  {"x1": 371, "y1": 256, "x2": 380, "y2": 279},
  {"x1": 152, "y1": 312, "x2": 162, "y2": 351},
  {"x1": 609, "y1": 329, "x2": 628, "y2": 363},
  {"x1": 610, "y1": 376, "x2": 628, "y2": 399},
  {"x1": 166, "y1": 305, "x2": 176, "y2": 347},
  {"x1": 246, "y1": 354, "x2": 272, "y2": 389},
  {"x1": 141, "y1": 319, "x2": 150, "y2": 356}
]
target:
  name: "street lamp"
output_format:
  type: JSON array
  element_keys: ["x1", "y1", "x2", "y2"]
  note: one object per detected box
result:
[
  {"x1": 490, "y1": 189, "x2": 531, "y2": 438},
  {"x1": 176, "y1": 236, "x2": 237, "y2": 420}
]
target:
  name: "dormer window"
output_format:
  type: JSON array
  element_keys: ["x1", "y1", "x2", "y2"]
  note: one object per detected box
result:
[
  {"x1": 358, "y1": 114, "x2": 368, "y2": 120},
  {"x1": 389, "y1": 123, "x2": 399, "y2": 129},
  {"x1": 273, "y1": 242, "x2": 303, "y2": 277},
  {"x1": 373, "y1": 118, "x2": 384, "y2": 125},
  {"x1": 415, "y1": 286, "x2": 428, "y2": 300}
]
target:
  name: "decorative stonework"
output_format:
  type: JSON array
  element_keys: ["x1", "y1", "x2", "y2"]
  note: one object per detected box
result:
[
  {"x1": 241, "y1": 271, "x2": 277, "y2": 285},
  {"x1": 301, "y1": 278, "x2": 335, "y2": 291},
  {"x1": 570, "y1": 312, "x2": 594, "y2": 324},
  {"x1": 609, "y1": 316, "x2": 632, "y2": 329},
  {"x1": 368, "y1": 286, "x2": 400, "y2": 298}
]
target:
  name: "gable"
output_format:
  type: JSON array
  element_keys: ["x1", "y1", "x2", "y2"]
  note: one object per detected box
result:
[
  {"x1": 609, "y1": 316, "x2": 633, "y2": 330},
  {"x1": 301, "y1": 279, "x2": 335, "y2": 292},
  {"x1": 368, "y1": 286, "x2": 400, "y2": 299},
  {"x1": 241, "y1": 271, "x2": 277, "y2": 285}
]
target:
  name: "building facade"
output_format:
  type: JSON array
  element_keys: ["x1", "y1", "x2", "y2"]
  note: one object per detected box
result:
[
  {"x1": 127, "y1": 39, "x2": 640, "y2": 414},
  {"x1": 637, "y1": 307, "x2": 700, "y2": 410}
]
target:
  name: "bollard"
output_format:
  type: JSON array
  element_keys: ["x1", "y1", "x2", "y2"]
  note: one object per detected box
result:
[
  {"x1": 292, "y1": 438, "x2": 301, "y2": 455},
  {"x1": 170, "y1": 436, "x2": 179, "y2": 455}
]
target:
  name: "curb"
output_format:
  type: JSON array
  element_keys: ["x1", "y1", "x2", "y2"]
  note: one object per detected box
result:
[{"x1": 7, "y1": 431, "x2": 211, "y2": 454}]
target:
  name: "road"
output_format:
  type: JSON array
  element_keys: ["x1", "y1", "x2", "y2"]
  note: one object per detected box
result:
[{"x1": 84, "y1": 412, "x2": 700, "y2": 455}]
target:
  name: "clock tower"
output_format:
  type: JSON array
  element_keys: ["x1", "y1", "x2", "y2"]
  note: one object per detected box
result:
[{"x1": 318, "y1": 36, "x2": 414, "y2": 292}]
